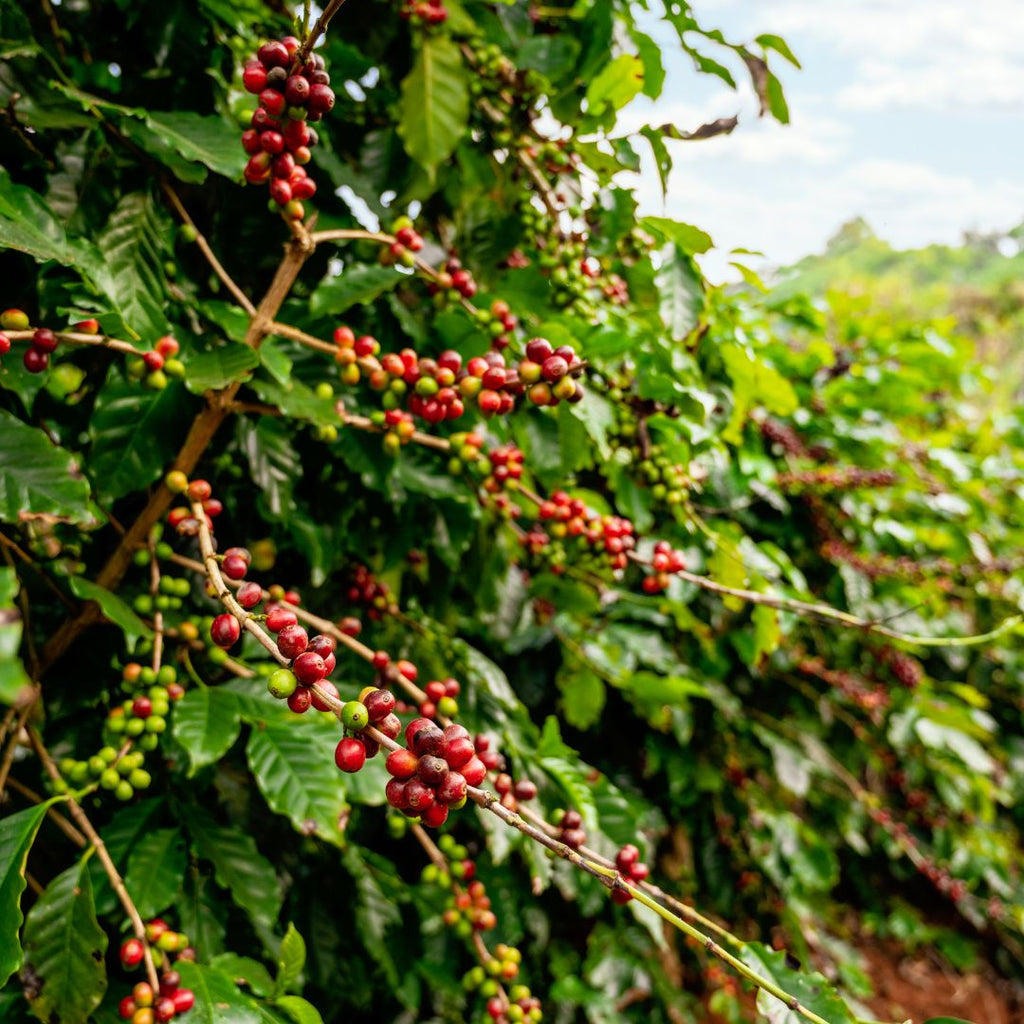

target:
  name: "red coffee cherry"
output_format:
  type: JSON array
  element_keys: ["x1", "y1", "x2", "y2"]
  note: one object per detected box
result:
[
  {"x1": 276, "y1": 623, "x2": 309, "y2": 659},
  {"x1": 210, "y1": 613, "x2": 241, "y2": 649},
  {"x1": 292, "y1": 651, "x2": 326, "y2": 686},
  {"x1": 335, "y1": 737, "x2": 366, "y2": 773}
]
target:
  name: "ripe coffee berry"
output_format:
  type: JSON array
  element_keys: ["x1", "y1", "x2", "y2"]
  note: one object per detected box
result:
[
  {"x1": 210, "y1": 613, "x2": 241, "y2": 648},
  {"x1": 120, "y1": 938, "x2": 145, "y2": 968},
  {"x1": 363, "y1": 687, "x2": 395, "y2": 722},
  {"x1": 335, "y1": 737, "x2": 366, "y2": 773},
  {"x1": 276, "y1": 623, "x2": 308, "y2": 658},
  {"x1": 266, "y1": 605, "x2": 298, "y2": 632},
  {"x1": 237, "y1": 581, "x2": 263, "y2": 608},
  {"x1": 292, "y1": 651, "x2": 326, "y2": 685}
]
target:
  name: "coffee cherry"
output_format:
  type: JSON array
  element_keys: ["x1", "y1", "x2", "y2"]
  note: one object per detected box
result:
[
  {"x1": 0, "y1": 309, "x2": 29, "y2": 330},
  {"x1": 292, "y1": 651, "x2": 326, "y2": 685},
  {"x1": 276, "y1": 623, "x2": 308, "y2": 658},
  {"x1": 287, "y1": 687, "x2": 312, "y2": 714},
  {"x1": 615, "y1": 844, "x2": 640, "y2": 872},
  {"x1": 32, "y1": 328, "x2": 58, "y2": 353},
  {"x1": 131, "y1": 697, "x2": 153, "y2": 719},
  {"x1": 437, "y1": 770, "x2": 467, "y2": 804},
  {"x1": 120, "y1": 938, "x2": 145, "y2": 969},
  {"x1": 335, "y1": 736, "x2": 366, "y2": 773},
  {"x1": 238, "y1": 581, "x2": 263, "y2": 608},
  {"x1": 119, "y1": 996, "x2": 137, "y2": 1019},
  {"x1": 266, "y1": 606, "x2": 298, "y2": 632},
  {"x1": 461, "y1": 757, "x2": 486, "y2": 786},
  {"x1": 386, "y1": 748, "x2": 419, "y2": 779},
  {"x1": 404, "y1": 778, "x2": 435, "y2": 813},
  {"x1": 222, "y1": 553, "x2": 248, "y2": 580},
  {"x1": 210, "y1": 613, "x2": 241, "y2": 649},
  {"x1": 23, "y1": 348, "x2": 48, "y2": 373},
  {"x1": 341, "y1": 700, "x2": 369, "y2": 730},
  {"x1": 133, "y1": 983, "x2": 154, "y2": 1008},
  {"x1": 363, "y1": 687, "x2": 395, "y2": 722},
  {"x1": 268, "y1": 669, "x2": 297, "y2": 699},
  {"x1": 442, "y1": 734, "x2": 475, "y2": 770},
  {"x1": 420, "y1": 801, "x2": 449, "y2": 828},
  {"x1": 411, "y1": 723, "x2": 444, "y2": 757},
  {"x1": 417, "y1": 755, "x2": 448, "y2": 786},
  {"x1": 171, "y1": 989, "x2": 194, "y2": 1014}
]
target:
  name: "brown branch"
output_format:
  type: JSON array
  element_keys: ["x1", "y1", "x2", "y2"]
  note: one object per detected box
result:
[{"x1": 2, "y1": 328, "x2": 143, "y2": 356}]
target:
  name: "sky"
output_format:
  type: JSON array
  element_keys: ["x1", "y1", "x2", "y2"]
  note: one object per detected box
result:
[{"x1": 619, "y1": 0, "x2": 1024, "y2": 280}]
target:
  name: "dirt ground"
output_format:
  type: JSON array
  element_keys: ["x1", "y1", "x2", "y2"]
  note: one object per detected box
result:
[{"x1": 860, "y1": 941, "x2": 1024, "y2": 1024}]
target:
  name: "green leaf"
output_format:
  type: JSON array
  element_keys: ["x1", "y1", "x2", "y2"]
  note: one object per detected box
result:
[
  {"x1": 182, "y1": 806, "x2": 282, "y2": 947},
  {"x1": 68, "y1": 576, "x2": 152, "y2": 646},
  {"x1": 22, "y1": 857, "x2": 108, "y2": 1023},
  {"x1": 246, "y1": 719, "x2": 349, "y2": 845},
  {"x1": 310, "y1": 264, "x2": 405, "y2": 317},
  {"x1": 88, "y1": 381, "x2": 190, "y2": 501},
  {"x1": 397, "y1": 36, "x2": 470, "y2": 178},
  {"x1": 0, "y1": 169, "x2": 100, "y2": 271},
  {"x1": 0, "y1": 410, "x2": 93, "y2": 523},
  {"x1": 94, "y1": 193, "x2": 168, "y2": 341},
  {"x1": 185, "y1": 345, "x2": 261, "y2": 393},
  {"x1": 172, "y1": 686, "x2": 242, "y2": 774},
  {"x1": 209, "y1": 954, "x2": 275, "y2": 997},
  {"x1": 274, "y1": 923, "x2": 306, "y2": 996},
  {"x1": 515, "y1": 36, "x2": 581, "y2": 79},
  {"x1": 642, "y1": 216, "x2": 713, "y2": 255},
  {"x1": 175, "y1": 962, "x2": 265, "y2": 1024},
  {"x1": 639, "y1": 127, "x2": 672, "y2": 198},
  {"x1": 88, "y1": 801, "x2": 164, "y2": 916},
  {"x1": 341, "y1": 848, "x2": 403, "y2": 991},
  {"x1": 755, "y1": 34, "x2": 801, "y2": 68},
  {"x1": 237, "y1": 418, "x2": 297, "y2": 519},
  {"x1": 123, "y1": 828, "x2": 186, "y2": 919},
  {"x1": 586, "y1": 55, "x2": 645, "y2": 115},
  {"x1": 630, "y1": 30, "x2": 666, "y2": 98},
  {"x1": 141, "y1": 111, "x2": 248, "y2": 180},
  {"x1": 557, "y1": 666, "x2": 606, "y2": 730},
  {"x1": 273, "y1": 996, "x2": 324, "y2": 1024},
  {"x1": 656, "y1": 246, "x2": 704, "y2": 341},
  {"x1": 0, "y1": 802, "x2": 53, "y2": 986},
  {"x1": 0, "y1": 568, "x2": 32, "y2": 706},
  {"x1": 739, "y1": 942, "x2": 857, "y2": 1024}
]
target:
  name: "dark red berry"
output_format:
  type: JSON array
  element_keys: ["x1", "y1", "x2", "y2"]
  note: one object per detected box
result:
[
  {"x1": 411, "y1": 723, "x2": 444, "y2": 757},
  {"x1": 461, "y1": 757, "x2": 486, "y2": 786},
  {"x1": 420, "y1": 801, "x2": 449, "y2": 828},
  {"x1": 237, "y1": 581, "x2": 263, "y2": 608},
  {"x1": 284, "y1": 75, "x2": 310, "y2": 105},
  {"x1": 437, "y1": 771, "x2": 467, "y2": 805},
  {"x1": 211, "y1": 613, "x2": 241, "y2": 648},
  {"x1": 363, "y1": 688, "x2": 396, "y2": 722},
  {"x1": 222, "y1": 554, "x2": 248, "y2": 580},
  {"x1": 404, "y1": 779, "x2": 435, "y2": 812},
  {"x1": 308, "y1": 83, "x2": 335, "y2": 114},
  {"x1": 132, "y1": 697, "x2": 152, "y2": 719},
  {"x1": 257, "y1": 40, "x2": 289, "y2": 67},
  {"x1": 276, "y1": 623, "x2": 308, "y2": 659},
  {"x1": 23, "y1": 348, "x2": 49, "y2": 373},
  {"x1": 32, "y1": 328, "x2": 58, "y2": 353},
  {"x1": 292, "y1": 651, "x2": 326, "y2": 686},
  {"x1": 417, "y1": 755, "x2": 448, "y2": 786},
  {"x1": 287, "y1": 688, "x2": 312, "y2": 714},
  {"x1": 442, "y1": 735, "x2": 475, "y2": 770}
]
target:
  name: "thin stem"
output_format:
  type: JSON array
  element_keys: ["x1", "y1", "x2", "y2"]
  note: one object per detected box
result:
[
  {"x1": 161, "y1": 184, "x2": 256, "y2": 315},
  {"x1": 2, "y1": 328, "x2": 144, "y2": 356},
  {"x1": 294, "y1": 0, "x2": 348, "y2": 67},
  {"x1": 5, "y1": 776, "x2": 88, "y2": 847},
  {"x1": 28, "y1": 728, "x2": 160, "y2": 991}
]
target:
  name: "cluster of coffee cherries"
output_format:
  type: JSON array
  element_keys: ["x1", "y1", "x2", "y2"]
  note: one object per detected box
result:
[
  {"x1": 118, "y1": 920, "x2": 194, "y2": 1022},
  {"x1": 474, "y1": 300, "x2": 519, "y2": 351},
  {"x1": 400, "y1": 0, "x2": 448, "y2": 26},
  {"x1": 241, "y1": 36, "x2": 333, "y2": 219},
  {"x1": 640, "y1": 540, "x2": 688, "y2": 594},
  {"x1": 262, "y1": 615, "x2": 343, "y2": 713},
  {"x1": 380, "y1": 719, "x2": 488, "y2": 828},
  {"x1": 463, "y1": 956, "x2": 542, "y2": 1023},
  {"x1": 609, "y1": 843, "x2": 650, "y2": 905},
  {"x1": 346, "y1": 563, "x2": 398, "y2": 620},
  {"x1": 126, "y1": 335, "x2": 185, "y2": 391},
  {"x1": 165, "y1": 476, "x2": 222, "y2": 537},
  {"x1": 333, "y1": 685, "x2": 403, "y2": 769},
  {"x1": 777, "y1": 467, "x2": 898, "y2": 492},
  {"x1": 56, "y1": 744, "x2": 150, "y2": 802},
  {"x1": 428, "y1": 257, "x2": 477, "y2": 303},
  {"x1": 636, "y1": 445, "x2": 691, "y2": 508},
  {"x1": 554, "y1": 808, "x2": 586, "y2": 850},
  {"x1": 380, "y1": 216, "x2": 424, "y2": 267},
  {"x1": 797, "y1": 656, "x2": 889, "y2": 716},
  {"x1": 477, "y1": 443, "x2": 525, "y2": 518},
  {"x1": 443, "y1": 876, "x2": 496, "y2": 934},
  {"x1": 878, "y1": 645, "x2": 923, "y2": 689},
  {"x1": 333, "y1": 329, "x2": 584, "y2": 423}
]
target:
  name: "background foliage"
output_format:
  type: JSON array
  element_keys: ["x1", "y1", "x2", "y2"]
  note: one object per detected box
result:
[{"x1": 0, "y1": 1, "x2": 1022, "y2": 1022}]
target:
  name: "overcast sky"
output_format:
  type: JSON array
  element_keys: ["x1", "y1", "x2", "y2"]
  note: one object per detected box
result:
[{"x1": 620, "y1": 0, "x2": 1024, "y2": 279}]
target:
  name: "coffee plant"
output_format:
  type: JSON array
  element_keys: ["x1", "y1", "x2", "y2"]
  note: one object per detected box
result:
[{"x1": 1, "y1": 1, "x2": 1022, "y2": 1022}]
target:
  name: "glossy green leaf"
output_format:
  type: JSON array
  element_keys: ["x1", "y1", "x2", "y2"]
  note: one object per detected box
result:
[
  {"x1": 397, "y1": 36, "x2": 470, "y2": 177},
  {"x1": 0, "y1": 803, "x2": 53, "y2": 986},
  {"x1": 22, "y1": 857, "x2": 108, "y2": 1023},
  {"x1": 185, "y1": 345, "x2": 261, "y2": 393},
  {"x1": 68, "y1": 576, "x2": 152, "y2": 646},
  {"x1": 274, "y1": 922, "x2": 306, "y2": 996},
  {"x1": 273, "y1": 996, "x2": 324, "y2": 1024},
  {"x1": 175, "y1": 962, "x2": 265, "y2": 1024},
  {"x1": 123, "y1": 827, "x2": 186, "y2": 919},
  {"x1": 0, "y1": 568, "x2": 32, "y2": 706},
  {"x1": 88, "y1": 382, "x2": 190, "y2": 501},
  {"x1": 739, "y1": 943, "x2": 857, "y2": 1024},
  {"x1": 586, "y1": 54, "x2": 645, "y2": 115},
  {"x1": 246, "y1": 719, "x2": 348, "y2": 846},
  {"x1": 182, "y1": 806, "x2": 282, "y2": 946},
  {"x1": 310, "y1": 264, "x2": 405, "y2": 317},
  {"x1": 0, "y1": 410, "x2": 93, "y2": 523},
  {"x1": 172, "y1": 686, "x2": 242, "y2": 774}
]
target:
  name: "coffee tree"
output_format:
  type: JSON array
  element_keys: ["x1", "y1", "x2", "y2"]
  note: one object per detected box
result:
[{"x1": 1, "y1": 1, "x2": 1022, "y2": 1022}]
